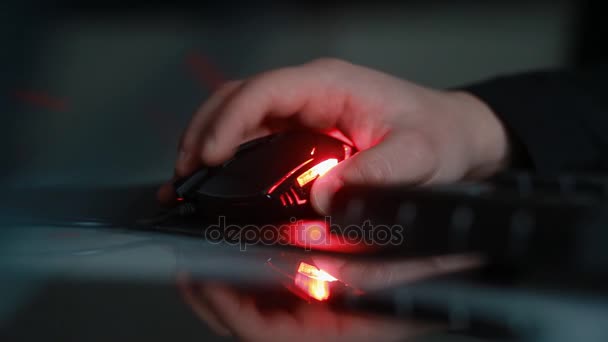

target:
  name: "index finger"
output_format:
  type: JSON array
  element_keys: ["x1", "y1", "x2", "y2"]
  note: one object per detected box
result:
[{"x1": 199, "y1": 62, "x2": 344, "y2": 165}]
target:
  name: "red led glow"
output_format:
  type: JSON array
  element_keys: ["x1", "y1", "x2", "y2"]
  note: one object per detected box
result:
[
  {"x1": 176, "y1": 197, "x2": 184, "y2": 202},
  {"x1": 285, "y1": 192, "x2": 294, "y2": 205},
  {"x1": 279, "y1": 220, "x2": 370, "y2": 252},
  {"x1": 290, "y1": 188, "x2": 307, "y2": 205},
  {"x1": 297, "y1": 262, "x2": 337, "y2": 281},
  {"x1": 296, "y1": 158, "x2": 339, "y2": 187},
  {"x1": 310, "y1": 147, "x2": 316, "y2": 155},
  {"x1": 294, "y1": 262, "x2": 338, "y2": 301},
  {"x1": 267, "y1": 158, "x2": 314, "y2": 194}
]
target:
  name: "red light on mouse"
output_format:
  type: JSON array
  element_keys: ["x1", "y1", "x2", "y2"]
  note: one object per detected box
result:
[
  {"x1": 176, "y1": 197, "x2": 184, "y2": 201},
  {"x1": 267, "y1": 158, "x2": 314, "y2": 194},
  {"x1": 290, "y1": 188, "x2": 307, "y2": 205},
  {"x1": 296, "y1": 159, "x2": 339, "y2": 187},
  {"x1": 297, "y1": 262, "x2": 337, "y2": 281},
  {"x1": 294, "y1": 262, "x2": 337, "y2": 301}
]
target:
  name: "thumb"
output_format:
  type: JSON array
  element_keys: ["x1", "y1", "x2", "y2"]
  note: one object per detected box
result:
[{"x1": 311, "y1": 131, "x2": 438, "y2": 215}]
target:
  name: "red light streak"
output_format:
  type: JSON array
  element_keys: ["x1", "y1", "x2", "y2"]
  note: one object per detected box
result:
[
  {"x1": 267, "y1": 158, "x2": 314, "y2": 194},
  {"x1": 290, "y1": 188, "x2": 307, "y2": 205},
  {"x1": 186, "y1": 52, "x2": 226, "y2": 91},
  {"x1": 285, "y1": 192, "x2": 294, "y2": 205},
  {"x1": 297, "y1": 262, "x2": 337, "y2": 281},
  {"x1": 13, "y1": 90, "x2": 68, "y2": 111}
]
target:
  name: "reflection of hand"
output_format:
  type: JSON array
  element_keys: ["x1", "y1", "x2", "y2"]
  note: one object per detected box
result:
[
  {"x1": 159, "y1": 58, "x2": 509, "y2": 213},
  {"x1": 177, "y1": 254, "x2": 482, "y2": 341}
]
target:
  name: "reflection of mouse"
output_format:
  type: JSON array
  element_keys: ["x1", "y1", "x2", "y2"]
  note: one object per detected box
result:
[{"x1": 173, "y1": 131, "x2": 355, "y2": 221}]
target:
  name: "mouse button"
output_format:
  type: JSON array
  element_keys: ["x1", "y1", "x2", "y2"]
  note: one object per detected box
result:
[
  {"x1": 235, "y1": 134, "x2": 275, "y2": 153},
  {"x1": 316, "y1": 133, "x2": 347, "y2": 150},
  {"x1": 196, "y1": 173, "x2": 255, "y2": 197},
  {"x1": 196, "y1": 153, "x2": 283, "y2": 197}
]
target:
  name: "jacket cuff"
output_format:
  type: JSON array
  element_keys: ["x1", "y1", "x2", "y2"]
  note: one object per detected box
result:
[{"x1": 462, "y1": 71, "x2": 598, "y2": 175}]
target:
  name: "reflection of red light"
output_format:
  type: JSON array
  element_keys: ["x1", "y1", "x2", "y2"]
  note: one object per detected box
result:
[
  {"x1": 297, "y1": 262, "x2": 337, "y2": 281},
  {"x1": 177, "y1": 197, "x2": 184, "y2": 201},
  {"x1": 279, "y1": 220, "x2": 369, "y2": 253},
  {"x1": 267, "y1": 158, "x2": 314, "y2": 194},
  {"x1": 310, "y1": 147, "x2": 316, "y2": 155},
  {"x1": 294, "y1": 262, "x2": 337, "y2": 301},
  {"x1": 296, "y1": 159, "x2": 339, "y2": 187}
]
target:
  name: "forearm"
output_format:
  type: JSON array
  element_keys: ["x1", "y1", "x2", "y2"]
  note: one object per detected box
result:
[{"x1": 463, "y1": 65, "x2": 608, "y2": 174}]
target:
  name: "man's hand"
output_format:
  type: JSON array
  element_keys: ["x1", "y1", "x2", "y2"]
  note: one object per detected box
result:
[
  {"x1": 177, "y1": 254, "x2": 482, "y2": 342},
  {"x1": 158, "y1": 58, "x2": 510, "y2": 214}
]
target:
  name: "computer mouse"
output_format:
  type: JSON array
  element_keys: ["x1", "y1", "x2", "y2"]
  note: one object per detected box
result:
[{"x1": 173, "y1": 131, "x2": 356, "y2": 221}]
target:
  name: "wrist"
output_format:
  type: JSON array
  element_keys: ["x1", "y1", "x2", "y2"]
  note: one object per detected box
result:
[{"x1": 448, "y1": 90, "x2": 511, "y2": 179}]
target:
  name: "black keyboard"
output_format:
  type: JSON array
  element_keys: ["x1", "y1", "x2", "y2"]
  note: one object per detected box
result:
[{"x1": 329, "y1": 172, "x2": 608, "y2": 280}]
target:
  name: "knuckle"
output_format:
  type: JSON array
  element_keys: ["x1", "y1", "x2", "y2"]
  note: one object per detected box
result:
[{"x1": 351, "y1": 151, "x2": 393, "y2": 183}]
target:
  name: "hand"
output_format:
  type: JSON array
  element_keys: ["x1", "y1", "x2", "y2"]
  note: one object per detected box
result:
[
  {"x1": 177, "y1": 254, "x2": 482, "y2": 342},
  {"x1": 158, "y1": 58, "x2": 510, "y2": 213}
]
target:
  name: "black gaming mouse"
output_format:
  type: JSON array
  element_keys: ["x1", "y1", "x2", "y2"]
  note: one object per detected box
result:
[{"x1": 173, "y1": 131, "x2": 356, "y2": 221}]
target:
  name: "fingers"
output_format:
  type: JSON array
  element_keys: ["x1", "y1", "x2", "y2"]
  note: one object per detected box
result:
[
  {"x1": 180, "y1": 277, "x2": 445, "y2": 341},
  {"x1": 311, "y1": 130, "x2": 439, "y2": 215},
  {"x1": 177, "y1": 80, "x2": 244, "y2": 175},
  {"x1": 176, "y1": 274, "x2": 232, "y2": 336},
  {"x1": 313, "y1": 254, "x2": 483, "y2": 290},
  {"x1": 198, "y1": 65, "x2": 343, "y2": 165}
]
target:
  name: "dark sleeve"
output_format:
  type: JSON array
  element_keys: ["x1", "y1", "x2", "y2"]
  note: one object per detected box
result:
[{"x1": 462, "y1": 64, "x2": 608, "y2": 175}]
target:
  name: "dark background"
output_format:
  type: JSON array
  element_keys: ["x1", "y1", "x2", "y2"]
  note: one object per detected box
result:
[
  {"x1": 1, "y1": 1, "x2": 607, "y2": 341},
  {"x1": 2, "y1": 0, "x2": 607, "y2": 188}
]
